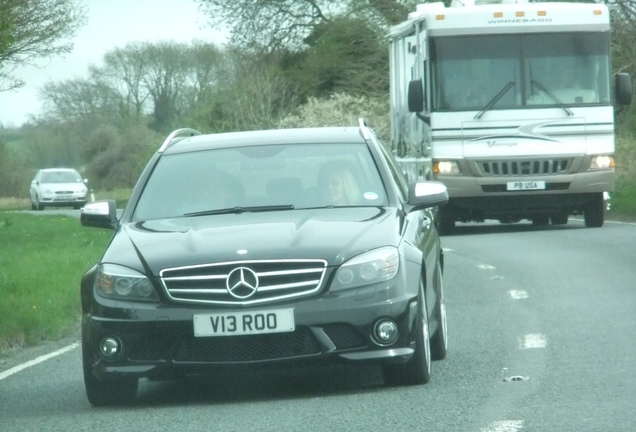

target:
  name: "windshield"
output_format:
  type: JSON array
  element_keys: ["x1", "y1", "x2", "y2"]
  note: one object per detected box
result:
[
  {"x1": 40, "y1": 170, "x2": 82, "y2": 183},
  {"x1": 431, "y1": 32, "x2": 611, "y2": 111},
  {"x1": 133, "y1": 143, "x2": 388, "y2": 220}
]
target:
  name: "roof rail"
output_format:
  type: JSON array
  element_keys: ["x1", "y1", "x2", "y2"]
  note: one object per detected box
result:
[
  {"x1": 158, "y1": 128, "x2": 203, "y2": 153},
  {"x1": 358, "y1": 118, "x2": 371, "y2": 140}
]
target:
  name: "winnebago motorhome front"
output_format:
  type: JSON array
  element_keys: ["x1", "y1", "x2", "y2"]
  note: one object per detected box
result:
[{"x1": 389, "y1": 0, "x2": 632, "y2": 233}]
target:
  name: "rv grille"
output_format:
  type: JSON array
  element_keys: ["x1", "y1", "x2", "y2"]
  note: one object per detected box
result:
[{"x1": 480, "y1": 159, "x2": 571, "y2": 177}]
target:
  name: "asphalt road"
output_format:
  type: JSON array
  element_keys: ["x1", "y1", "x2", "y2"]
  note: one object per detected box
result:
[{"x1": 1, "y1": 216, "x2": 635, "y2": 431}]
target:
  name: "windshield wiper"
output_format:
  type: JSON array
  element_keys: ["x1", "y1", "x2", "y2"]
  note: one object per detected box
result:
[
  {"x1": 530, "y1": 79, "x2": 573, "y2": 116},
  {"x1": 184, "y1": 204, "x2": 294, "y2": 217},
  {"x1": 474, "y1": 81, "x2": 515, "y2": 120}
]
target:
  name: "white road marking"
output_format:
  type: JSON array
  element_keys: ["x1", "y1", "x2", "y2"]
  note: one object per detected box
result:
[
  {"x1": 0, "y1": 342, "x2": 79, "y2": 381},
  {"x1": 477, "y1": 264, "x2": 496, "y2": 270},
  {"x1": 509, "y1": 290, "x2": 529, "y2": 299},
  {"x1": 519, "y1": 333, "x2": 547, "y2": 349},
  {"x1": 480, "y1": 420, "x2": 524, "y2": 432}
]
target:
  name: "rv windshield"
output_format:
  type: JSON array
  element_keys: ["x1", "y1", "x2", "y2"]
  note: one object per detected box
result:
[{"x1": 431, "y1": 32, "x2": 611, "y2": 111}]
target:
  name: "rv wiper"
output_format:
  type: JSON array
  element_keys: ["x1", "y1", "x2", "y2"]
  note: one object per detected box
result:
[
  {"x1": 185, "y1": 205, "x2": 294, "y2": 217},
  {"x1": 530, "y1": 80, "x2": 573, "y2": 116},
  {"x1": 474, "y1": 81, "x2": 515, "y2": 120}
]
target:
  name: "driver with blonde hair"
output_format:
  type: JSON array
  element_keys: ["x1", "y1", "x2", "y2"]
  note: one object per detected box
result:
[{"x1": 317, "y1": 161, "x2": 361, "y2": 206}]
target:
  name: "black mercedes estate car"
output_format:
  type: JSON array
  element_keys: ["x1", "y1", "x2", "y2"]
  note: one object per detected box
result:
[{"x1": 80, "y1": 120, "x2": 449, "y2": 406}]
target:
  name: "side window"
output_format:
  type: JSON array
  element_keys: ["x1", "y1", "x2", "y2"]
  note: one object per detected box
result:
[{"x1": 373, "y1": 134, "x2": 408, "y2": 200}]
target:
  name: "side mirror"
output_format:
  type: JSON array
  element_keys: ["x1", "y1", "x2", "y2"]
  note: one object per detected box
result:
[
  {"x1": 81, "y1": 200, "x2": 118, "y2": 229},
  {"x1": 615, "y1": 72, "x2": 632, "y2": 106},
  {"x1": 407, "y1": 181, "x2": 448, "y2": 211}
]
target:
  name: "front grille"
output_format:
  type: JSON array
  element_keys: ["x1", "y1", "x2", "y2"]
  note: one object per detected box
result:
[
  {"x1": 173, "y1": 328, "x2": 321, "y2": 362},
  {"x1": 480, "y1": 159, "x2": 571, "y2": 177},
  {"x1": 127, "y1": 325, "x2": 366, "y2": 362},
  {"x1": 129, "y1": 337, "x2": 174, "y2": 361},
  {"x1": 160, "y1": 259, "x2": 327, "y2": 305}
]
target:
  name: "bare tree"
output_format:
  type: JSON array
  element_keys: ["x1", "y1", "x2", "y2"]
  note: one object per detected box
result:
[
  {"x1": 197, "y1": 0, "x2": 417, "y2": 51},
  {"x1": 39, "y1": 78, "x2": 122, "y2": 123},
  {"x1": 95, "y1": 44, "x2": 152, "y2": 119},
  {"x1": 0, "y1": 0, "x2": 87, "y2": 91}
]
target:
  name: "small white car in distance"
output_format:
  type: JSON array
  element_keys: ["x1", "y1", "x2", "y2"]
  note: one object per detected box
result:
[{"x1": 30, "y1": 168, "x2": 88, "y2": 210}]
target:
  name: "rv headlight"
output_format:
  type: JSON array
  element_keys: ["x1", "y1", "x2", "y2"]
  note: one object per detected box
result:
[
  {"x1": 433, "y1": 160, "x2": 460, "y2": 175},
  {"x1": 590, "y1": 155, "x2": 614, "y2": 170}
]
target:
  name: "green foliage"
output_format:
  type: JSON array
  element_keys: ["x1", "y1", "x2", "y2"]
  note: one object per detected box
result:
[
  {"x1": 0, "y1": 140, "x2": 27, "y2": 196},
  {"x1": 284, "y1": 16, "x2": 389, "y2": 99},
  {"x1": 615, "y1": 134, "x2": 636, "y2": 190},
  {"x1": 0, "y1": 213, "x2": 111, "y2": 354},
  {"x1": 188, "y1": 50, "x2": 301, "y2": 132},
  {"x1": 84, "y1": 124, "x2": 161, "y2": 191}
]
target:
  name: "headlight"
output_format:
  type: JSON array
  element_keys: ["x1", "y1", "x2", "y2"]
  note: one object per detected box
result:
[
  {"x1": 433, "y1": 160, "x2": 460, "y2": 175},
  {"x1": 95, "y1": 264, "x2": 159, "y2": 302},
  {"x1": 590, "y1": 155, "x2": 614, "y2": 170},
  {"x1": 331, "y1": 247, "x2": 399, "y2": 291}
]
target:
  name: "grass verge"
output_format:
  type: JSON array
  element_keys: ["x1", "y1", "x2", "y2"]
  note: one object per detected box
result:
[{"x1": 0, "y1": 213, "x2": 112, "y2": 357}]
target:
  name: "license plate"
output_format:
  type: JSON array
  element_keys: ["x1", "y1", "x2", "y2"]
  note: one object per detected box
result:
[
  {"x1": 193, "y1": 308, "x2": 295, "y2": 337},
  {"x1": 506, "y1": 181, "x2": 546, "y2": 191},
  {"x1": 56, "y1": 194, "x2": 73, "y2": 200}
]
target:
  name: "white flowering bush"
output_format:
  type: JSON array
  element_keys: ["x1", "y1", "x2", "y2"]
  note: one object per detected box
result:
[{"x1": 277, "y1": 93, "x2": 391, "y2": 144}]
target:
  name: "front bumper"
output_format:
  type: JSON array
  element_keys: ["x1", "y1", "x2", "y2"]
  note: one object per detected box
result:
[
  {"x1": 436, "y1": 170, "x2": 612, "y2": 219},
  {"x1": 83, "y1": 278, "x2": 420, "y2": 381},
  {"x1": 41, "y1": 195, "x2": 87, "y2": 207}
]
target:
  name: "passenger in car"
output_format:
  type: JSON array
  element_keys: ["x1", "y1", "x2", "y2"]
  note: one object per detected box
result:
[{"x1": 317, "y1": 162, "x2": 362, "y2": 206}]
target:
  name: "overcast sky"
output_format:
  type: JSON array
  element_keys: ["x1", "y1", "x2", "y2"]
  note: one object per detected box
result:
[{"x1": 0, "y1": 0, "x2": 227, "y2": 128}]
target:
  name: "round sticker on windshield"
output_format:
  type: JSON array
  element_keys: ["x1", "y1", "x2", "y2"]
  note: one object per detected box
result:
[{"x1": 363, "y1": 192, "x2": 379, "y2": 201}]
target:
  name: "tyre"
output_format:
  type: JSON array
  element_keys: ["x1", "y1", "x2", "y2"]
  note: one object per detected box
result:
[
  {"x1": 532, "y1": 215, "x2": 549, "y2": 226},
  {"x1": 34, "y1": 196, "x2": 44, "y2": 211},
  {"x1": 383, "y1": 278, "x2": 432, "y2": 386},
  {"x1": 550, "y1": 213, "x2": 568, "y2": 225},
  {"x1": 584, "y1": 193, "x2": 604, "y2": 228},
  {"x1": 430, "y1": 261, "x2": 448, "y2": 361},
  {"x1": 82, "y1": 334, "x2": 138, "y2": 407}
]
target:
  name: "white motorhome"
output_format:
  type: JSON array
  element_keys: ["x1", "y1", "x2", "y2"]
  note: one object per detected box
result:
[{"x1": 389, "y1": 0, "x2": 632, "y2": 233}]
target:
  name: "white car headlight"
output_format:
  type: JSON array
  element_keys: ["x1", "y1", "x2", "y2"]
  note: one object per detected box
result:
[
  {"x1": 95, "y1": 264, "x2": 159, "y2": 301},
  {"x1": 590, "y1": 155, "x2": 614, "y2": 170},
  {"x1": 331, "y1": 247, "x2": 399, "y2": 291},
  {"x1": 434, "y1": 160, "x2": 460, "y2": 175}
]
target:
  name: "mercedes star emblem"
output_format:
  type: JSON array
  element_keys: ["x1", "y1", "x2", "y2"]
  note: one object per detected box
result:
[{"x1": 226, "y1": 267, "x2": 259, "y2": 299}]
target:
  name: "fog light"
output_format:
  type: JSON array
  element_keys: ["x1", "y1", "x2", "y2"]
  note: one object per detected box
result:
[
  {"x1": 100, "y1": 337, "x2": 121, "y2": 358},
  {"x1": 373, "y1": 319, "x2": 399, "y2": 345}
]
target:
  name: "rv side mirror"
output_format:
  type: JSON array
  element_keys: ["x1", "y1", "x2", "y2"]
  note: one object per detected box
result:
[
  {"x1": 408, "y1": 79, "x2": 425, "y2": 112},
  {"x1": 615, "y1": 72, "x2": 632, "y2": 106}
]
